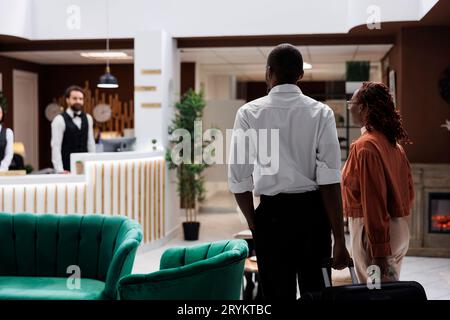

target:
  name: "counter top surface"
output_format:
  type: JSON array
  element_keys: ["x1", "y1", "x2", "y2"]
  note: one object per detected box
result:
[
  {"x1": 0, "y1": 174, "x2": 85, "y2": 185},
  {"x1": 0, "y1": 150, "x2": 165, "y2": 185}
]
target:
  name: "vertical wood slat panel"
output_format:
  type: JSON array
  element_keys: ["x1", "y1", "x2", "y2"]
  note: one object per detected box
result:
[
  {"x1": 110, "y1": 163, "x2": 114, "y2": 215},
  {"x1": 149, "y1": 160, "x2": 152, "y2": 243},
  {"x1": 125, "y1": 162, "x2": 129, "y2": 219},
  {"x1": 131, "y1": 161, "x2": 136, "y2": 219},
  {"x1": 64, "y1": 185, "x2": 68, "y2": 214},
  {"x1": 162, "y1": 160, "x2": 166, "y2": 237},
  {"x1": 0, "y1": 158, "x2": 166, "y2": 244},
  {"x1": 34, "y1": 186, "x2": 37, "y2": 213},
  {"x1": 157, "y1": 161, "x2": 161, "y2": 239},
  {"x1": 138, "y1": 161, "x2": 142, "y2": 230},
  {"x1": 144, "y1": 161, "x2": 149, "y2": 243},
  {"x1": 147, "y1": 161, "x2": 154, "y2": 241},
  {"x1": 44, "y1": 186, "x2": 48, "y2": 213},
  {"x1": 83, "y1": 184, "x2": 87, "y2": 214},
  {"x1": 118, "y1": 163, "x2": 121, "y2": 215},
  {"x1": 75, "y1": 185, "x2": 78, "y2": 213},
  {"x1": 153, "y1": 161, "x2": 157, "y2": 240},
  {"x1": 149, "y1": 161, "x2": 153, "y2": 242},
  {"x1": 54, "y1": 185, "x2": 58, "y2": 214},
  {"x1": 93, "y1": 164, "x2": 97, "y2": 213},
  {"x1": 12, "y1": 188, "x2": 16, "y2": 213},
  {"x1": 101, "y1": 163, "x2": 105, "y2": 214}
]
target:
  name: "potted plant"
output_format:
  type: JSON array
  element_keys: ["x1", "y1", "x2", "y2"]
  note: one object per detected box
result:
[
  {"x1": 75, "y1": 160, "x2": 84, "y2": 174},
  {"x1": 166, "y1": 89, "x2": 208, "y2": 241}
]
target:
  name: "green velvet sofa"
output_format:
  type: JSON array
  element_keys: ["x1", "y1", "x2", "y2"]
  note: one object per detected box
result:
[
  {"x1": 0, "y1": 212, "x2": 142, "y2": 300},
  {"x1": 118, "y1": 239, "x2": 248, "y2": 300}
]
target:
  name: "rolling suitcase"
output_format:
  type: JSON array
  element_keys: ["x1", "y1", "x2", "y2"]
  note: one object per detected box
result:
[{"x1": 300, "y1": 258, "x2": 427, "y2": 301}]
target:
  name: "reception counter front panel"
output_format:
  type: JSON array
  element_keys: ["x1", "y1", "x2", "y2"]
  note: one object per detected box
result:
[{"x1": 0, "y1": 151, "x2": 165, "y2": 245}]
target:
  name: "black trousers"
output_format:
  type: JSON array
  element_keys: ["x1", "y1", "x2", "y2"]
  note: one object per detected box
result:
[{"x1": 252, "y1": 191, "x2": 332, "y2": 301}]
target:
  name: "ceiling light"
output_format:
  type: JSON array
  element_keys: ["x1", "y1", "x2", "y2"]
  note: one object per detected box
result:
[
  {"x1": 98, "y1": 66, "x2": 118, "y2": 88},
  {"x1": 97, "y1": 0, "x2": 118, "y2": 89},
  {"x1": 81, "y1": 52, "x2": 132, "y2": 59},
  {"x1": 303, "y1": 62, "x2": 312, "y2": 70}
]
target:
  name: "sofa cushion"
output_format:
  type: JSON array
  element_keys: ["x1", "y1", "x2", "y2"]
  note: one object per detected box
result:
[{"x1": 0, "y1": 276, "x2": 106, "y2": 300}]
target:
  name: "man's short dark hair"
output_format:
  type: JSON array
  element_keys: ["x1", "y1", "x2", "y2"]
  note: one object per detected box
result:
[
  {"x1": 64, "y1": 85, "x2": 85, "y2": 99},
  {"x1": 267, "y1": 43, "x2": 304, "y2": 84}
]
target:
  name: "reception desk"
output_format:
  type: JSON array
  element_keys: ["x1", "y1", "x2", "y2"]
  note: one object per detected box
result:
[{"x1": 0, "y1": 150, "x2": 166, "y2": 245}]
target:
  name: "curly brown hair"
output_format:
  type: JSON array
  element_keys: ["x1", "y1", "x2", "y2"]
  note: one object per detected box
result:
[{"x1": 355, "y1": 81, "x2": 411, "y2": 145}]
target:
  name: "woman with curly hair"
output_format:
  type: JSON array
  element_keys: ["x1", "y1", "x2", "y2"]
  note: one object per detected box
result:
[{"x1": 342, "y1": 81, "x2": 414, "y2": 282}]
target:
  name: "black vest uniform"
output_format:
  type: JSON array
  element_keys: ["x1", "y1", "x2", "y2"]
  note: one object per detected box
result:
[
  {"x1": 0, "y1": 126, "x2": 8, "y2": 165},
  {"x1": 61, "y1": 112, "x2": 88, "y2": 171}
]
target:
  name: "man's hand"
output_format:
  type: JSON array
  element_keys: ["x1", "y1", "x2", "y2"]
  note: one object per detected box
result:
[
  {"x1": 234, "y1": 192, "x2": 256, "y2": 231},
  {"x1": 332, "y1": 240, "x2": 351, "y2": 270},
  {"x1": 246, "y1": 215, "x2": 256, "y2": 231}
]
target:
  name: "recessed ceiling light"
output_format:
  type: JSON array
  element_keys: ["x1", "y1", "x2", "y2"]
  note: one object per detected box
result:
[
  {"x1": 81, "y1": 52, "x2": 132, "y2": 60},
  {"x1": 303, "y1": 62, "x2": 312, "y2": 70}
]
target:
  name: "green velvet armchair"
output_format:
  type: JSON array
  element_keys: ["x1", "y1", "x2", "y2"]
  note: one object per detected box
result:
[
  {"x1": 0, "y1": 213, "x2": 142, "y2": 300},
  {"x1": 118, "y1": 239, "x2": 248, "y2": 300}
]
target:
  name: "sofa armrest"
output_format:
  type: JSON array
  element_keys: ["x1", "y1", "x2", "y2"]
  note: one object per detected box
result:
[
  {"x1": 104, "y1": 227, "x2": 142, "y2": 299},
  {"x1": 118, "y1": 252, "x2": 246, "y2": 300}
]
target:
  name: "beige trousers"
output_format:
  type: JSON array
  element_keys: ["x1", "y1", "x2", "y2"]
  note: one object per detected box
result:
[{"x1": 348, "y1": 216, "x2": 410, "y2": 283}]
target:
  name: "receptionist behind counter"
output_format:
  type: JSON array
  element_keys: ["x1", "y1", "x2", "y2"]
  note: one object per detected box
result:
[{"x1": 51, "y1": 85, "x2": 96, "y2": 173}]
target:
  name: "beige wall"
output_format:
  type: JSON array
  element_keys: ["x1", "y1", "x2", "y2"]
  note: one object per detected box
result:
[
  {"x1": 202, "y1": 99, "x2": 245, "y2": 196},
  {"x1": 385, "y1": 26, "x2": 450, "y2": 163}
]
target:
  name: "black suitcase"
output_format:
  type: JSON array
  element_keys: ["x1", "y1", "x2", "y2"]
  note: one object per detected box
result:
[{"x1": 300, "y1": 259, "x2": 427, "y2": 301}]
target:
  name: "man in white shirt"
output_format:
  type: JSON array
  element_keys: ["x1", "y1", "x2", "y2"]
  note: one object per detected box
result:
[
  {"x1": 228, "y1": 44, "x2": 350, "y2": 300},
  {"x1": 51, "y1": 86, "x2": 95, "y2": 173}
]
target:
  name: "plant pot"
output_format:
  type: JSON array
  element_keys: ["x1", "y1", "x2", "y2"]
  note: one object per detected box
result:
[
  {"x1": 182, "y1": 221, "x2": 200, "y2": 241},
  {"x1": 75, "y1": 161, "x2": 84, "y2": 175}
]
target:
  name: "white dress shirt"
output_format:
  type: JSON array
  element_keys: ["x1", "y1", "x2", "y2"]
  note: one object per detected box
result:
[
  {"x1": 51, "y1": 108, "x2": 95, "y2": 172},
  {"x1": 228, "y1": 84, "x2": 341, "y2": 196},
  {"x1": 0, "y1": 125, "x2": 14, "y2": 171}
]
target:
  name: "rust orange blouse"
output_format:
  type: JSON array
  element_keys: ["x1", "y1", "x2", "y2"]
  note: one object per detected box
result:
[{"x1": 341, "y1": 129, "x2": 414, "y2": 258}]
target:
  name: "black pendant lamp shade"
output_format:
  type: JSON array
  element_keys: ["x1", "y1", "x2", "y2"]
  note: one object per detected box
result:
[{"x1": 98, "y1": 65, "x2": 118, "y2": 88}]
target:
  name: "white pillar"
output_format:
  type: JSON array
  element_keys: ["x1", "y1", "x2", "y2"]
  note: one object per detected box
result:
[
  {"x1": 133, "y1": 29, "x2": 181, "y2": 238},
  {"x1": 134, "y1": 29, "x2": 179, "y2": 150}
]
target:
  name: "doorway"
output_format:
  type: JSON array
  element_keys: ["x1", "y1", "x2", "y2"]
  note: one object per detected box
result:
[{"x1": 13, "y1": 69, "x2": 39, "y2": 170}]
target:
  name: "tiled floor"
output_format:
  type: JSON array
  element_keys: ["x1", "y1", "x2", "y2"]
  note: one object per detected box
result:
[{"x1": 134, "y1": 192, "x2": 450, "y2": 300}]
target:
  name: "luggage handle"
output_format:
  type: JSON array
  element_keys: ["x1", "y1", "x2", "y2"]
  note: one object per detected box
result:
[{"x1": 321, "y1": 258, "x2": 358, "y2": 288}]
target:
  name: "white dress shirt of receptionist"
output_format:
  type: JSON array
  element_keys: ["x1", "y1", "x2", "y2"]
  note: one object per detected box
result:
[
  {"x1": 51, "y1": 108, "x2": 96, "y2": 173},
  {"x1": 0, "y1": 125, "x2": 14, "y2": 171},
  {"x1": 228, "y1": 84, "x2": 341, "y2": 197}
]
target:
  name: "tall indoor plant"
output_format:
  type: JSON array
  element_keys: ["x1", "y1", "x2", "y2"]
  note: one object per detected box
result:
[{"x1": 166, "y1": 89, "x2": 208, "y2": 240}]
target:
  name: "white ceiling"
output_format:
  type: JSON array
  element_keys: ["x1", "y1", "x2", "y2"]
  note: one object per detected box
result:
[
  {"x1": 181, "y1": 45, "x2": 392, "y2": 81},
  {"x1": 0, "y1": 44, "x2": 392, "y2": 81}
]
